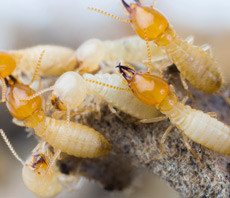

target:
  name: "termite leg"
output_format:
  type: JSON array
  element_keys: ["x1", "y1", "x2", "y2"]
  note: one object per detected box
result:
[
  {"x1": 200, "y1": 44, "x2": 213, "y2": 56},
  {"x1": 0, "y1": 77, "x2": 7, "y2": 103},
  {"x1": 159, "y1": 125, "x2": 174, "y2": 155},
  {"x1": 108, "y1": 104, "x2": 122, "y2": 119},
  {"x1": 66, "y1": 107, "x2": 71, "y2": 125},
  {"x1": 20, "y1": 86, "x2": 54, "y2": 101},
  {"x1": 88, "y1": 7, "x2": 131, "y2": 23},
  {"x1": 185, "y1": 35, "x2": 194, "y2": 44},
  {"x1": 180, "y1": 74, "x2": 189, "y2": 91},
  {"x1": 139, "y1": 116, "x2": 168, "y2": 124},
  {"x1": 181, "y1": 133, "x2": 203, "y2": 167},
  {"x1": 29, "y1": 50, "x2": 45, "y2": 86},
  {"x1": 0, "y1": 129, "x2": 25, "y2": 165},
  {"x1": 207, "y1": 112, "x2": 218, "y2": 118},
  {"x1": 46, "y1": 149, "x2": 61, "y2": 174}
]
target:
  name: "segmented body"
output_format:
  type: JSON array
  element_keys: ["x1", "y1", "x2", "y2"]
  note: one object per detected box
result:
[
  {"x1": 83, "y1": 73, "x2": 160, "y2": 119},
  {"x1": 25, "y1": 113, "x2": 110, "y2": 158},
  {"x1": 11, "y1": 45, "x2": 78, "y2": 78},
  {"x1": 76, "y1": 36, "x2": 171, "y2": 73},
  {"x1": 161, "y1": 102, "x2": 230, "y2": 154},
  {"x1": 165, "y1": 36, "x2": 222, "y2": 93}
]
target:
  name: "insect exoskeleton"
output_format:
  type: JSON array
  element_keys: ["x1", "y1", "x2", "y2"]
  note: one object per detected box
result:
[
  {"x1": 10, "y1": 45, "x2": 78, "y2": 78},
  {"x1": 117, "y1": 65, "x2": 230, "y2": 156},
  {"x1": 121, "y1": 0, "x2": 223, "y2": 93},
  {"x1": 5, "y1": 76, "x2": 111, "y2": 158},
  {"x1": 90, "y1": 0, "x2": 223, "y2": 93},
  {"x1": 76, "y1": 36, "x2": 171, "y2": 73},
  {"x1": 83, "y1": 73, "x2": 161, "y2": 120},
  {"x1": 22, "y1": 142, "x2": 62, "y2": 198}
]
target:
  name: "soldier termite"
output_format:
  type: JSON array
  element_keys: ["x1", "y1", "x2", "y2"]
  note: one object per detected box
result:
[
  {"x1": 4, "y1": 76, "x2": 111, "y2": 159},
  {"x1": 21, "y1": 71, "x2": 161, "y2": 121},
  {"x1": 117, "y1": 65, "x2": 230, "y2": 159},
  {"x1": 89, "y1": 0, "x2": 223, "y2": 94}
]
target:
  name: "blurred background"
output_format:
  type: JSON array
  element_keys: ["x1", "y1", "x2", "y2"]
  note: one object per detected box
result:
[{"x1": 0, "y1": 0, "x2": 229, "y2": 197}]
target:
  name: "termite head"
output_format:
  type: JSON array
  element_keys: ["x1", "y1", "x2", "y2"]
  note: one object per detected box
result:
[
  {"x1": 117, "y1": 64, "x2": 170, "y2": 106},
  {"x1": 52, "y1": 71, "x2": 88, "y2": 110},
  {"x1": 0, "y1": 52, "x2": 16, "y2": 78},
  {"x1": 121, "y1": 0, "x2": 169, "y2": 41},
  {"x1": 51, "y1": 95, "x2": 67, "y2": 111},
  {"x1": 5, "y1": 76, "x2": 42, "y2": 120}
]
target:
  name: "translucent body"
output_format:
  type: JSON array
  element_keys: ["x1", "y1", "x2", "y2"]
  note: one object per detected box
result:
[
  {"x1": 83, "y1": 73, "x2": 160, "y2": 119},
  {"x1": 119, "y1": 66, "x2": 230, "y2": 155},
  {"x1": 165, "y1": 37, "x2": 222, "y2": 93},
  {"x1": 53, "y1": 71, "x2": 87, "y2": 110},
  {"x1": 22, "y1": 144, "x2": 62, "y2": 198},
  {"x1": 11, "y1": 45, "x2": 78, "y2": 78},
  {"x1": 76, "y1": 37, "x2": 172, "y2": 72},
  {"x1": 5, "y1": 81, "x2": 110, "y2": 158},
  {"x1": 124, "y1": 2, "x2": 223, "y2": 93}
]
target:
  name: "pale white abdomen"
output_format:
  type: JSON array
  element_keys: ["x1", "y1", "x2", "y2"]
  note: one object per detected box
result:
[
  {"x1": 165, "y1": 38, "x2": 222, "y2": 93},
  {"x1": 83, "y1": 73, "x2": 160, "y2": 120},
  {"x1": 35, "y1": 117, "x2": 110, "y2": 158},
  {"x1": 164, "y1": 103, "x2": 230, "y2": 155}
]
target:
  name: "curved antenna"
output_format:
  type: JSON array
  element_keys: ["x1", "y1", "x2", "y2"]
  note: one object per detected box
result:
[
  {"x1": 0, "y1": 129, "x2": 25, "y2": 165},
  {"x1": 29, "y1": 49, "x2": 45, "y2": 85}
]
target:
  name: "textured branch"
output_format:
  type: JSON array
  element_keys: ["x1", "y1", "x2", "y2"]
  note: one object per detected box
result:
[{"x1": 57, "y1": 66, "x2": 230, "y2": 197}]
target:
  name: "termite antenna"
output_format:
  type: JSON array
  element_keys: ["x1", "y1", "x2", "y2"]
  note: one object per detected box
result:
[
  {"x1": 116, "y1": 64, "x2": 135, "y2": 81},
  {"x1": 0, "y1": 129, "x2": 25, "y2": 165},
  {"x1": 29, "y1": 49, "x2": 45, "y2": 85},
  {"x1": 88, "y1": 7, "x2": 131, "y2": 23},
  {"x1": 20, "y1": 86, "x2": 54, "y2": 101}
]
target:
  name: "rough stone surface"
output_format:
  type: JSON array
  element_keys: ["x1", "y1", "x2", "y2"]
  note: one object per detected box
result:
[{"x1": 57, "y1": 66, "x2": 230, "y2": 197}]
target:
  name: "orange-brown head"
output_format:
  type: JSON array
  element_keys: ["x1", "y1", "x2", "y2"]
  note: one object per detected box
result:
[
  {"x1": 5, "y1": 76, "x2": 42, "y2": 120},
  {"x1": 117, "y1": 64, "x2": 169, "y2": 106},
  {"x1": 121, "y1": 0, "x2": 169, "y2": 41},
  {"x1": 0, "y1": 52, "x2": 16, "y2": 78}
]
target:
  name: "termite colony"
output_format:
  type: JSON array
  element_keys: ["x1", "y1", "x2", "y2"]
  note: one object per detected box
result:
[{"x1": 0, "y1": 0, "x2": 229, "y2": 197}]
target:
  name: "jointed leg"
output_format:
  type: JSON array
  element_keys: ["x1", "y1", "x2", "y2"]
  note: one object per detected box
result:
[
  {"x1": 29, "y1": 50, "x2": 45, "y2": 85},
  {"x1": 159, "y1": 125, "x2": 174, "y2": 155},
  {"x1": 0, "y1": 77, "x2": 7, "y2": 103},
  {"x1": 46, "y1": 149, "x2": 61, "y2": 174},
  {"x1": 88, "y1": 7, "x2": 131, "y2": 23},
  {"x1": 140, "y1": 116, "x2": 168, "y2": 123},
  {"x1": 181, "y1": 133, "x2": 203, "y2": 166}
]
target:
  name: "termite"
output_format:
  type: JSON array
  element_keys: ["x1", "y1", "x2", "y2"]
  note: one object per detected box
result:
[
  {"x1": 0, "y1": 130, "x2": 87, "y2": 198},
  {"x1": 4, "y1": 75, "x2": 111, "y2": 159},
  {"x1": 21, "y1": 71, "x2": 161, "y2": 122},
  {"x1": 117, "y1": 65, "x2": 230, "y2": 158},
  {"x1": 89, "y1": 0, "x2": 223, "y2": 93},
  {"x1": 0, "y1": 129, "x2": 62, "y2": 197},
  {"x1": 76, "y1": 36, "x2": 172, "y2": 73}
]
